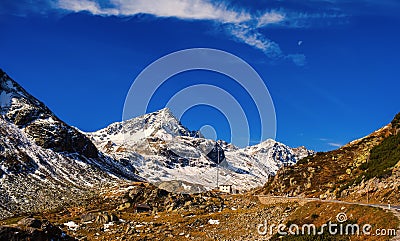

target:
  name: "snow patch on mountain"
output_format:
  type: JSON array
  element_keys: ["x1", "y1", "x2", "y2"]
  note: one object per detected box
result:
[
  {"x1": 0, "y1": 69, "x2": 142, "y2": 219},
  {"x1": 86, "y1": 108, "x2": 314, "y2": 192}
]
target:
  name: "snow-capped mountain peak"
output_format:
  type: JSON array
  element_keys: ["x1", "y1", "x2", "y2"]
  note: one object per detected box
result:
[
  {"x1": 1, "y1": 68, "x2": 314, "y2": 214},
  {"x1": 86, "y1": 108, "x2": 314, "y2": 192},
  {"x1": 0, "y1": 69, "x2": 53, "y2": 122},
  {"x1": 87, "y1": 107, "x2": 201, "y2": 148},
  {"x1": 0, "y1": 70, "x2": 141, "y2": 219}
]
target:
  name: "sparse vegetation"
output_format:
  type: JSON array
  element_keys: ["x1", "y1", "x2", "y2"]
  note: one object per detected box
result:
[
  {"x1": 264, "y1": 112, "x2": 400, "y2": 204},
  {"x1": 357, "y1": 131, "x2": 400, "y2": 181},
  {"x1": 391, "y1": 112, "x2": 400, "y2": 130},
  {"x1": 296, "y1": 155, "x2": 313, "y2": 165},
  {"x1": 271, "y1": 232, "x2": 349, "y2": 241},
  {"x1": 270, "y1": 202, "x2": 399, "y2": 241}
]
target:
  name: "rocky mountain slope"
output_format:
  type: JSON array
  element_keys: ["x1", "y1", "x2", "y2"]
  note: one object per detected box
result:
[
  {"x1": 260, "y1": 112, "x2": 400, "y2": 204},
  {"x1": 1, "y1": 68, "x2": 398, "y2": 240},
  {"x1": 0, "y1": 69, "x2": 141, "y2": 219},
  {"x1": 2, "y1": 181, "x2": 397, "y2": 241},
  {"x1": 0, "y1": 68, "x2": 313, "y2": 219},
  {"x1": 86, "y1": 108, "x2": 314, "y2": 192}
]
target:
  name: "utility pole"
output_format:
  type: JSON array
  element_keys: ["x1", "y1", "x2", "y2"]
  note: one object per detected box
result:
[{"x1": 216, "y1": 143, "x2": 219, "y2": 189}]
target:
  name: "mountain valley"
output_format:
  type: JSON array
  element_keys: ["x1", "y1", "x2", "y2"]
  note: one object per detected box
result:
[{"x1": 1, "y1": 69, "x2": 399, "y2": 240}]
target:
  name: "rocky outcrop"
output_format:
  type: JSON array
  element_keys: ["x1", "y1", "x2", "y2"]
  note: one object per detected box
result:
[
  {"x1": 25, "y1": 120, "x2": 98, "y2": 158},
  {"x1": 156, "y1": 180, "x2": 207, "y2": 193},
  {"x1": 115, "y1": 182, "x2": 224, "y2": 213},
  {"x1": 0, "y1": 69, "x2": 98, "y2": 158},
  {"x1": 0, "y1": 218, "x2": 76, "y2": 241}
]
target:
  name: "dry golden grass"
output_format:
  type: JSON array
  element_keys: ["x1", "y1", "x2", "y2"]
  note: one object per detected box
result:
[{"x1": 283, "y1": 201, "x2": 399, "y2": 241}]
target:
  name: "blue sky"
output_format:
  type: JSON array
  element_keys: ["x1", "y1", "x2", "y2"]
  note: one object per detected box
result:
[{"x1": 0, "y1": 0, "x2": 399, "y2": 151}]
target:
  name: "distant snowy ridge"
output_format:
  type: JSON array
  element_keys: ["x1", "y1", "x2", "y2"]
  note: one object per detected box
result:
[{"x1": 86, "y1": 108, "x2": 314, "y2": 192}]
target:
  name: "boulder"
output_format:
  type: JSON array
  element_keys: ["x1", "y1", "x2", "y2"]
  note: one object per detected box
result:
[
  {"x1": 17, "y1": 218, "x2": 42, "y2": 228},
  {"x1": 80, "y1": 213, "x2": 97, "y2": 222}
]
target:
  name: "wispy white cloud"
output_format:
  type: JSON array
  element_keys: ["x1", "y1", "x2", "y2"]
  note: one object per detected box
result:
[
  {"x1": 328, "y1": 142, "x2": 342, "y2": 148},
  {"x1": 282, "y1": 12, "x2": 348, "y2": 28},
  {"x1": 286, "y1": 54, "x2": 307, "y2": 66},
  {"x1": 256, "y1": 11, "x2": 286, "y2": 27},
  {"x1": 57, "y1": 0, "x2": 113, "y2": 15},
  {"x1": 318, "y1": 138, "x2": 343, "y2": 148},
  {"x1": 227, "y1": 25, "x2": 283, "y2": 59},
  {"x1": 54, "y1": 0, "x2": 347, "y2": 65},
  {"x1": 57, "y1": 0, "x2": 251, "y2": 23}
]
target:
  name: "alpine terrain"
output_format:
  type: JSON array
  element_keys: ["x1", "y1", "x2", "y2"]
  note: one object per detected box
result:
[
  {"x1": 0, "y1": 69, "x2": 141, "y2": 220},
  {"x1": 1, "y1": 69, "x2": 399, "y2": 241},
  {"x1": 86, "y1": 108, "x2": 313, "y2": 193},
  {"x1": 260, "y1": 112, "x2": 400, "y2": 204},
  {"x1": 0, "y1": 69, "x2": 312, "y2": 218}
]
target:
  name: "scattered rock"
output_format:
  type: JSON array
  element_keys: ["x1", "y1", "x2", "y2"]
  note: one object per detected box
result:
[
  {"x1": 81, "y1": 213, "x2": 97, "y2": 223},
  {"x1": 0, "y1": 220, "x2": 76, "y2": 241},
  {"x1": 17, "y1": 217, "x2": 42, "y2": 228}
]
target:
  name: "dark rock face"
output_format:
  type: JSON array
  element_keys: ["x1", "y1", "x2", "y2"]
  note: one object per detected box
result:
[
  {"x1": 8, "y1": 99, "x2": 47, "y2": 126},
  {"x1": 0, "y1": 218, "x2": 76, "y2": 241},
  {"x1": 159, "y1": 149, "x2": 191, "y2": 169},
  {"x1": 392, "y1": 112, "x2": 400, "y2": 131},
  {"x1": 0, "y1": 69, "x2": 98, "y2": 158},
  {"x1": 24, "y1": 121, "x2": 98, "y2": 158},
  {"x1": 0, "y1": 150, "x2": 38, "y2": 174}
]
